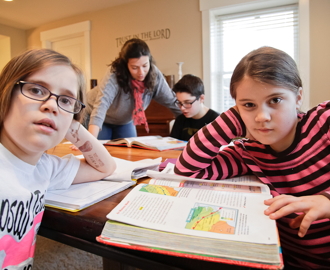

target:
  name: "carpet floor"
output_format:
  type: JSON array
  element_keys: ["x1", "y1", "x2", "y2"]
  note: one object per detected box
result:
[{"x1": 34, "y1": 235, "x2": 103, "y2": 270}]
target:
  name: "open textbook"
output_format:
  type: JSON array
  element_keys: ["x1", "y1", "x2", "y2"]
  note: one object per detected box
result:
[
  {"x1": 44, "y1": 157, "x2": 161, "y2": 212},
  {"x1": 97, "y1": 169, "x2": 283, "y2": 269},
  {"x1": 104, "y1": 135, "x2": 187, "y2": 151}
]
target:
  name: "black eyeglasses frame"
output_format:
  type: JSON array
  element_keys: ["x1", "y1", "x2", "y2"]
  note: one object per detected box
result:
[
  {"x1": 174, "y1": 96, "x2": 199, "y2": 109},
  {"x1": 16, "y1": 81, "x2": 85, "y2": 114}
]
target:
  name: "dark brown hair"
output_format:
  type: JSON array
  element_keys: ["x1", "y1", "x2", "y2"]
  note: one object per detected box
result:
[
  {"x1": 230, "y1": 46, "x2": 302, "y2": 99},
  {"x1": 173, "y1": 74, "x2": 204, "y2": 97},
  {"x1": 110, "y1": 38, "x2": 157, "y2": 94}
]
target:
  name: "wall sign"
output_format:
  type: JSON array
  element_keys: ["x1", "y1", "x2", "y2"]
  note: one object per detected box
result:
[{"x1": 116, "y1": 28, "x2": 171, "y2": 47}]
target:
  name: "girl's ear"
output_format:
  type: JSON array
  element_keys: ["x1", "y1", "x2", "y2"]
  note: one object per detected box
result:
[
  {"x1": 296, "y1": 87, "x2": 303, "y2": 109},
  {"x1": 199, "y1": 94, "x2": 205, "y2": 103}
]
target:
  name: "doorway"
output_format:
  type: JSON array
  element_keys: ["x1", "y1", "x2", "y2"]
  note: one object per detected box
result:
[{"x1": 40, "y1": 21, "x2": 91, "y2": 89}]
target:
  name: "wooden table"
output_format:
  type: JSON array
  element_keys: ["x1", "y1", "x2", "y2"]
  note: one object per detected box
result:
[{"x1": 41, "y1": 144, "x2": 251, "y2": 270}]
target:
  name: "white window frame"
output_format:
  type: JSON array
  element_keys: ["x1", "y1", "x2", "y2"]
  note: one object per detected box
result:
[{"x1": 200, "y1": 0, "x2": 310, "y2": 112}]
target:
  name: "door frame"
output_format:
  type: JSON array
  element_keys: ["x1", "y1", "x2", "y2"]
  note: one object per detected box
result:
[{"x1": 40, "y1": 21, "x2": 91, "y2": 87}]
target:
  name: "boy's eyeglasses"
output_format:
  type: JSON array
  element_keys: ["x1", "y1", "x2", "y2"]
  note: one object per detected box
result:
[
  {"x1": 174, "y1": 97, "x2": 199, "y2": 109},
  {"x1": 16, "y1": 81, "x2": 85, "y2": 114}
]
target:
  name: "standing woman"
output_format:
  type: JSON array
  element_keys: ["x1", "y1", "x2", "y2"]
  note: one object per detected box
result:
[{"x1": 87, "y1": 38, "x2": 181, "y2": 139}]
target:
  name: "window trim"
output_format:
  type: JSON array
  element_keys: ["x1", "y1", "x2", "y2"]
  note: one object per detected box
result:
[{"x1": 200, "y1": 0, "x2": 310, "y2": 112}]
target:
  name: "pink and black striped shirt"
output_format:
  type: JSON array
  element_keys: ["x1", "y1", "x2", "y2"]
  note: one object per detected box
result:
[{"x1": 175, "y1": 101, "x2": 330, "y2": 269}]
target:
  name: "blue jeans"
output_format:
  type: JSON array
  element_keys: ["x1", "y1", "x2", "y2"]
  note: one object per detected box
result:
[{"x1": 98, "y1": 121, "x2": 137, "y2": 140}]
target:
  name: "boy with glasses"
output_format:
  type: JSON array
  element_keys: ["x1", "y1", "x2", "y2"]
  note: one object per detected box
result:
[{"x1": 170, "y1": 74, "x2": 219, "y2": 141}]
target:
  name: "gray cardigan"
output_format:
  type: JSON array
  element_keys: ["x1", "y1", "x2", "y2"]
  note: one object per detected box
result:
[{"x1": 88, "y1": 65, "x2": 181, "y2": 129}]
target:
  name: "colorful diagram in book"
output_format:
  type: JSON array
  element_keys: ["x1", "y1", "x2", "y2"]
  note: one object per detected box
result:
[
  {"x1": 139, "y1": 184, "x2": 179, "y2": 196},
  {"x1": 186, "y1": 203, "x2": 237, "y2": 235}
]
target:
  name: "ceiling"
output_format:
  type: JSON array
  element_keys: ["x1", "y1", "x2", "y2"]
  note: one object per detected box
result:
[{"x1": 0, "y1": 0, "x2": 139, "y2": 30}]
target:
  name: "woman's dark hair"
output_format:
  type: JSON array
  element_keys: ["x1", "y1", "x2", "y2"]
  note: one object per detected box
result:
[
  {"x1": 110, "y1": 38, "x2": 157, "y2": 94},
  {"x1": 230, "y1": 46, "x2": 302, "y2": 99}
]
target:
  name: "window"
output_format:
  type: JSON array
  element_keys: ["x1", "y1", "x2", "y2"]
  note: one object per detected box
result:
[{"x1": 209, "y1": 4, "x2": 299, "y2": 113}]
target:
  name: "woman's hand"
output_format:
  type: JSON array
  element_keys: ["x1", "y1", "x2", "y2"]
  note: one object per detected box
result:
[
  {"x1": 88, "y1": 124, "x2": 100, "y2": 138},
  {"x1": 264, "y1": 194, "x2": 330, "y2": 237}
]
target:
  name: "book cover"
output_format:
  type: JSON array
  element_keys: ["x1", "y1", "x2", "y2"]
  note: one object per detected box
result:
[{"x1": 159, "y1": 158, "x2": 177, "y2": 171}]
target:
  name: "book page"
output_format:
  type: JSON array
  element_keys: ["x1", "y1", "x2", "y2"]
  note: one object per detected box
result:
[
  {"x1": 107, "y1": 183, "x2": 277, "y2": 245},
  {"x1": 124, "y1": 136, "x2": 186, "y2": 151},
  {"x1": 45, "y1": 180, "x2": 134, "y2": 211},
  {"x1": 149, "y1": 178, "x2": 267, "y2": 194},
  {"x1": 147, "y1": 168, "x2": 269, "y2": 192},
  {"x1": 148, "y1": 164, "x2": 263, "y2": 184},
  {"x1": 125, "y1": 136, "x2": 162, "y2": 146},
  {"x1": 104, "y1": 157, "x2": 161, "y2": 181},
  {"x1": 105, "y1": 136, "x2": 161, "y2": 147},
  {"x1": 134, "y1": 136, "x2": 187, "y2": 151}
]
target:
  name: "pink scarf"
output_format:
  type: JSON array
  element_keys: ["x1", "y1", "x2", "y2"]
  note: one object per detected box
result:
[{"x1": 131, "y1": 79, "x2": 149, "y2": 133}]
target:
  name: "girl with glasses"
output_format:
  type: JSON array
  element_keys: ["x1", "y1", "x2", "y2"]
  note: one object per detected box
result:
[
  {"x1": 0, "y1": 48, "x2": 116, "y2": 269},
  {"x1": 175, "y1": 47, "x2": 330, "y2": 269}
]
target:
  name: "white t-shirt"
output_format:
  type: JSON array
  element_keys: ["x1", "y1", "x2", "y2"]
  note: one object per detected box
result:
[{"x1": 0, "y1": 143, "x2": 80, "y2": 270}]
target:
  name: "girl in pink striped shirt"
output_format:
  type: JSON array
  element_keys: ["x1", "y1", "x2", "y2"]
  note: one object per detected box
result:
[{"x1": 175, "y1": 46, "x2": 330, "y2": 269}]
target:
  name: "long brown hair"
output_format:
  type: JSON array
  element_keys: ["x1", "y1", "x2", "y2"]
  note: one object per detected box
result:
[{"x1": 110, "y1": 38, "x2": 157, "y2": 94}]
